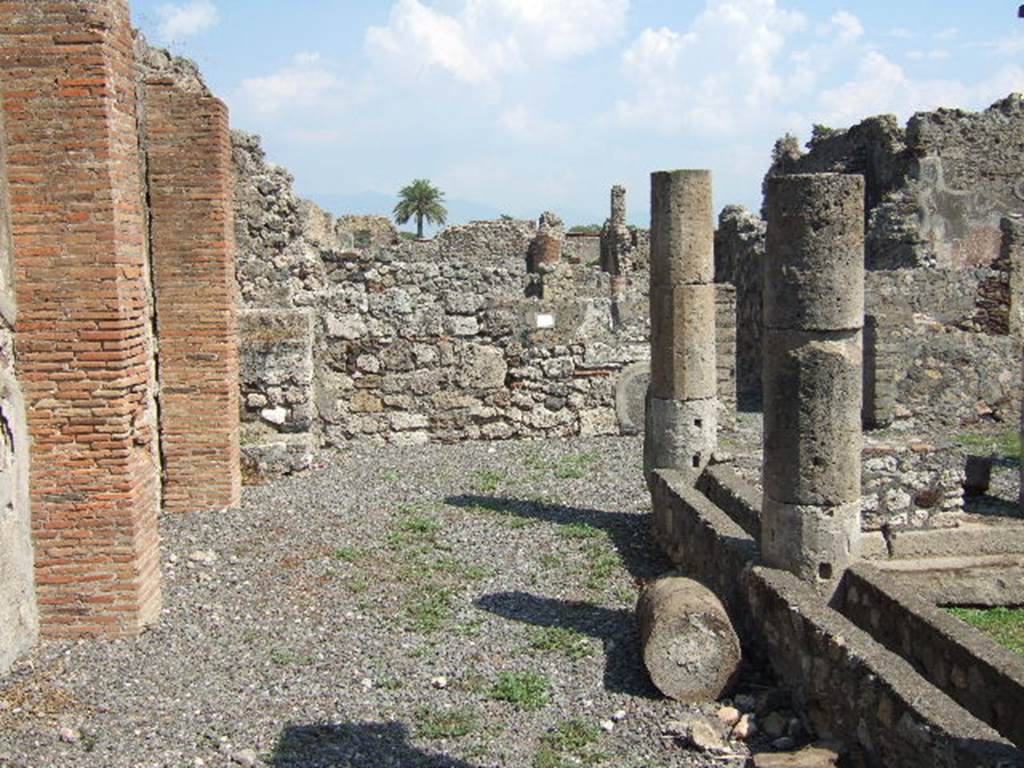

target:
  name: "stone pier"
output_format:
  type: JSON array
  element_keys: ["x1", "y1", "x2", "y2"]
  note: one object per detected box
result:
[
  {"x1": 644, "y1": 170, "x2": 717, "y2": 486},
  {"x1": 762, "y1": 173, "x2": 865, "y2": 584}
]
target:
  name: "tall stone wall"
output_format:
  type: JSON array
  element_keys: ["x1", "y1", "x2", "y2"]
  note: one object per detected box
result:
[
  {"x1": 0, "y1": 0, "x2": 163, "y2": 637},
  {"x1": 714, "y1": 205, "x2": 764, "y2": 404},
  {"x1": 142, "y1": 58, "x2": 241, "y2": 514},
  {"x1": 232, "y1": 144, "x2": 736, "y2": 474}
]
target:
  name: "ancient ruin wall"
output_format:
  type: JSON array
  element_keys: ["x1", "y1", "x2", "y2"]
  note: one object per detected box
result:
[
  {"x1": 232, "y1": 139, "x2": 735, "y2": 475},
  {"x1": 142, "y1": 55, "x2": 241, "y2": 514},
  {"x1": 0, "y1": 0, "x2": 163, "y2": 636},
  {"x1": 727, "y1": 97, "x2": 1024, "y2": 431}
]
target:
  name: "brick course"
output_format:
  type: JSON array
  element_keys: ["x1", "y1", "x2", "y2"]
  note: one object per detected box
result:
[
  {"x1": 0, "y1": 0, "x2": 162, "y2": 636},
  {"x1": 144, "y1": 77, "x2": 240, "y2": 514}
]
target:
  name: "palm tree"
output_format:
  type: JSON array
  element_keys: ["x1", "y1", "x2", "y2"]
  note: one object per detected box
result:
[{"x1": 393, "y1": 179, "x2": 447, "y2": 238}]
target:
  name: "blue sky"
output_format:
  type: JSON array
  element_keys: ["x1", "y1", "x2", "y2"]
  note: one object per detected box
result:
[{"x1": 130, "y1": 1, "x2": 1024, "y2": 231}]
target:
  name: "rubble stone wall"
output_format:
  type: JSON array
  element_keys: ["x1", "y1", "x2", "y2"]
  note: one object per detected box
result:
[{"x1": 232, "y1": 136, "x2": 736, "y2": 474}]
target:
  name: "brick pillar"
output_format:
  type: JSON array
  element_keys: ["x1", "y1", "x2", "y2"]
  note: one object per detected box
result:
[
  {"x1": 762, "y1": 173, "x2": 865, "y2": 585},
  {"x1": 644, "y1": 170, "x2": 717, "y2": 487},
  {"x1": 0, "y1": 0, "x2": 162, "y2": 635},
  {"x1": 144, "y1": 77, "x2": 241, "y2": 514}
]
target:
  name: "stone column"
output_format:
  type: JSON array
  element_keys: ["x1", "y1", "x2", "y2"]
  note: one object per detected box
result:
[
  {"x1": 611, "y1": 185, "x2": 627, "y2": 228},
  {"x1": 644, "y1": 170, "x2": 717, "y2": 487},
  {"x1": 762, "y1": 173, "x2": 865, "y2": 584}
]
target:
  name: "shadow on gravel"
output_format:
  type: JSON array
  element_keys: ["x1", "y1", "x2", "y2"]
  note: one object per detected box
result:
[
  {"x1": 444, "y1": 494, "x2": 669, "y2": 580},
  {"x1": 476, "y1": 591, "x2": 660, "y2": 699},
  {"x1": 272, "y1": 721, "x2": 480, "y2": 768}
]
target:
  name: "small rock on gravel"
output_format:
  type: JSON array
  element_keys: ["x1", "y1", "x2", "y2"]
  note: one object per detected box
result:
[
  {"x1": 752, "y1": 745, "x2": 840, "y2": 767},
  {"x1": 732, "y1": 713, "x2": 756, "y2": 740},
  {"x1": 717, "y1": 705, "x2": 741, "y2": 726}
]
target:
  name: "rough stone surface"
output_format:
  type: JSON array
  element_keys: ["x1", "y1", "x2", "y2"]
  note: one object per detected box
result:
[
  {"x1": 761, "y1": 499, "x2": 862, "y2": 583},
  {"x1": 764, "y1": 174, "x2": 865, "y2": 333},
  {"x1": 715, "y1": 205, "x2": 765, "y2": 402},
  {"x1": 762, "y1": 173, "x2": 864, "y2": 583},
  {"x1": 644, "y1": 397, "x2": 717, "y2": 487},
  {"x1": 762, "y1": 331, "x2": 863, "y2": 507},
  {"x1": 650, "y1": 170, "x2": 714, "y2": 287},
  {"x1": 649, "y1": 283, "x2": 717, "y2": 401},
  {"x1": 636, "y1": 576, "x2": 741, "y2": 702}
]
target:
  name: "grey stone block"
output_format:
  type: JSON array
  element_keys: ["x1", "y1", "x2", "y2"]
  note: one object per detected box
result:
[
  {"x1": 763, "y1": 329, "x2": 863, "y2": 506},
  {"x1": 765, "y1": 173, "x2": 865, "y2": 332},
  {"x1": 761, "y1": 497, "x2": 862, "y2": 583},
  {"x1": 650, "y1": 170, "x2": 714, "y2": 287},
  {"x1": 643, "y1": 395, "x2": 717, "y2": 486},
  {"x1": 649, "y1": 283, "x2": 717, "y2": 401}
]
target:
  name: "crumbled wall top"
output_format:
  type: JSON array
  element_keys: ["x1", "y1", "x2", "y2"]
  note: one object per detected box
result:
[{"x1": 135, "y1": 34, "x2": 212, "y2": 95}]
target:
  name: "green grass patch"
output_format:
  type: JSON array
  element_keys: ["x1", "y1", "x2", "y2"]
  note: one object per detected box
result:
[
  {"x1": 528, "y1": 626, "x2": 595, "y2": 660},
  {"x1": 948, "y1": 606, "x2": 1024, "y2": 654},
  {"x1": 330, "y1": 546, "x2": 363, "y2": 563},
  {"x1": 534, "y1": 718, "x2": 606, "y2": 767},
  {"x1": 400, "y1": 516, "x2": 443, "y2": 536},
  {"x1": 558, "y1": 522, "x2": 604, "y2": 540},
  {"x1": 489, "y1": 670, "x2": 551, "y2": 711},
  {"x1": 552, "y1": 453, "x2": 600, "y2": 480},
  {"x1": 405, "y1": 584, "x2": 455, "y2": 632},
  {"x1": 473, "y1": 469, "x2": 506, "y2": 493},
  {"x1": 414, "y1": 706, "x2": 479, "y2": 739},
  {"x1": 270, "y1": 648, "x2": 315, "y2": 667},
  {"x1": 953, "y1": 431, "x2": 1022, "y2": 462}
]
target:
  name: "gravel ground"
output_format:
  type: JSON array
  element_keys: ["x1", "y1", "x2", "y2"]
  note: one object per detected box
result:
[{"x1": 0, "y1": 436, "x2": 786, "y2": 768}]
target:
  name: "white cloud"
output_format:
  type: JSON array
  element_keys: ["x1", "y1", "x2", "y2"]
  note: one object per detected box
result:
[
  {"x1": 906, "y1": 49, "x2": 951, "y2": 62},
  {"x1": 831, "y1": 11, "x2": 863, "y2": 43},
  {"x1": 366, "y1": 0, "x2": 629, "y2": 89},
  {"x1": 157, "y1": 0, "x2": 219, "y2": 42},
  {"x1": 235, "y1": 53, "x2": 340, "y2": 117},
  {"x1": 814, "y1": 51, "x2": 1024, "y2": 127},
  {"x1": 614, "y1": 0, "x2": 809, "y2": 134},
  {"x1": 934, "y1": 27, "x2": 959, "y2": 42},
  {"x1": 499, "y1": 104, "x2": 568, "y2": 141}
]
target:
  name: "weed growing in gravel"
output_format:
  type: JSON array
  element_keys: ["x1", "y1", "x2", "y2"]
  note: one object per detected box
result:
[
  {"x1": 489, "y1": 670, "x2": 551, "y2": 711},
  {"x1": 583, "y1": 543, "x2": 623, "y2": 590},
  {"x1": 523, "y1": 452, "x2": 599, "y2": 480},
  {"x1": 534, "y1": 718, "x2": 606, "y2": 767},
  {"x1": 455, "y1": 617, "x2": 487, "y2": 637},
  {"x1": 414, "y1": 705, "x2": 479, "y2": 739},
  {"x1": 270, "y1": 648, "x2": 315, "y2": 667},
  {"x1": 330, "y1": 546, "x2": 363, "y2": 562},
  {"x1": 347, "y1": 576, "x2": 369, "y2": 594},
  {"x1": 406, "y1": 584, "x2": 455, "y2": 632},
  {"x1": 528, "y1": 626, "x2": 595, "y2": 660},
  {"x1": 553, "y1": 453, "x2": 599, "y2": 479},
  {"x1": 558, "y1": 522, "x2": 604, "y2": 540},
  {"x1": 539, "y1": 553, "x2": 563, "y2": 569},
  {"x1": 473, "y1": 469, "x2": 506, "y2": 493},
  {"x1": 400, "y1": 515, "x2": 443, "y2": 536},
  {"x1": 614, "y1": 585, "x2": 636, "y2": 606}
]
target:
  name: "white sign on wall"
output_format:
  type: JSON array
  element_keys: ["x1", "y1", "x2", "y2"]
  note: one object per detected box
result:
[{"x1": 536, "y1": 313, "x2": 555, "y2": 329}]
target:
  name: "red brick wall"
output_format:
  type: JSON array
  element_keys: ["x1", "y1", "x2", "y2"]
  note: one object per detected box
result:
[
  {"x1": 0, "y1": 0, "x2": 162, "y2": 636},
  {"x1": 144, "y1": 79, "x2": 241, "y2": 514}
]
